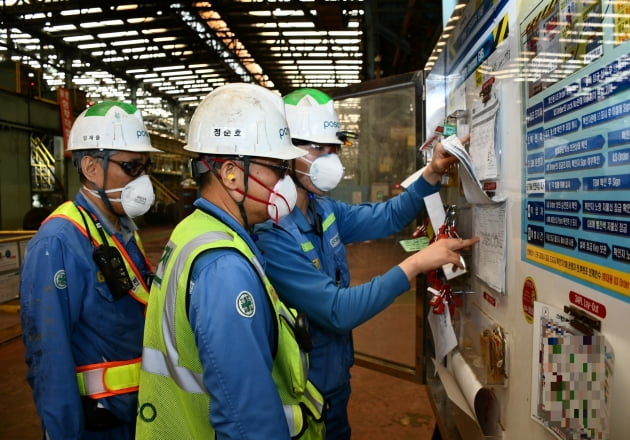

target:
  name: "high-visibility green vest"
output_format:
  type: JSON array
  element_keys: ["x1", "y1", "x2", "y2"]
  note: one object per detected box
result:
[{"x1": 136, "y1": 209, "x2": 325, "y2": 439}]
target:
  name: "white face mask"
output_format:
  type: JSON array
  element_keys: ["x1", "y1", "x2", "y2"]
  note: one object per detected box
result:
[
  {"x1": 300, "y1": 153, "x2": 345, "y2": 192},
  {"x1": 267, "y1": 175, "x2": 298, "y2": 222},
  {"x1": 238, "y1": 174, "x2": 298, "y2": 224},
  {"x1": 84, "y1": 174, "x2": 155, "y2": 218}
]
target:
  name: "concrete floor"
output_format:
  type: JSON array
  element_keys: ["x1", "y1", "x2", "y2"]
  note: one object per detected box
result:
[{"x1": 0, "y1": 224, "x2": 436, "y2": 439}]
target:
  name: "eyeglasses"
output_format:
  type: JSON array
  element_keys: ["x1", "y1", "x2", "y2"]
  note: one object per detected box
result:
[
  {"x1": 294, "y1": 141, "x2": 340, "y2": 154},
  {"x1": 108, "y1": 158, "x2": 153, "y2": 178},
  {"x1": 248, "y1": 159, "x2": 289, "y2": 179}
]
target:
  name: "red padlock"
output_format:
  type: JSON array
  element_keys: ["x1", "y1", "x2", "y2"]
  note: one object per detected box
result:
[
  {"x1": 434, "y1": 300, "x2": 446, "y2": 315},
  {"x1": 427, "y1": 287, "x2": 445, "y2": 314},
  {"x1": 412, "y1": 217, "x2": 431, "y2": 238}
]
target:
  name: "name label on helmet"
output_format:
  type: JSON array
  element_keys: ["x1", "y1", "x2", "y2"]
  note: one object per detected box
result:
[
  {"x1": 136, "y1": 130, "x2": 150, "y2": 138},
  {"x1": 212, "y1": 128, "x2": 243, "y2": 137},
  {"x1": 278, "y1": 127, "x2": 290, "y2": 139},
  {"x1": 323, "y1": 121, "x2": 340, "y2": 129}
]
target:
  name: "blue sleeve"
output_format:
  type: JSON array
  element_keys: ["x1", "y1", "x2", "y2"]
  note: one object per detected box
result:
[
  {"x1": 333, "y1": 174, "x2": 439, "y2": 244},
  {"x1": 188, "y1": 249, "x2": 290, "y2": 440},
  {"x1": 20, "y1": 231, "x2": 86, "y2": 438},
  {"x1": 21, "y1": 218, "x2": 147, "y2": 439},
  {"x1": 256, "y1": 227, "x2": 411, "y2": 333}
]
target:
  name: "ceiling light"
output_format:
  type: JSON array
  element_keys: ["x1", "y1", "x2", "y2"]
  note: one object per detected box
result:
[
  {"x1": 82, "y1": 20, "x2": 124, "y2": 29},
  {"x1": 97, "y1": 31, "x2": 139, "y2": 39},
  {"x1": 61, "y1": 8, "x2": 101, "y2": 16}
]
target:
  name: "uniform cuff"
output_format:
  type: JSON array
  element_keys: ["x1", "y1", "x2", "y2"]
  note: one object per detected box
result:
[{"x1": 384, "y1": 265, "x2": 412, "y2": 294}]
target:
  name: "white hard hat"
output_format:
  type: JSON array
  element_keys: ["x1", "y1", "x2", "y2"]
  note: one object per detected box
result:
[
  {"x1": 284, "y1": 88, "x2": 342, "y2": 145},
  {"x1": 185, "y1": 83, "x2": 306, "y2": 160},
  {"x1": 68, "y1": 101, "x2": 161, "y2": 152}
]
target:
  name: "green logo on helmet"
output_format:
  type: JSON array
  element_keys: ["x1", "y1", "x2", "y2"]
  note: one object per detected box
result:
[
  {"x1": 84, "y1": 100, "x2": 138, "y2": 117},
  {"x1": 284, "y1": 88, "x2": 333, "y2": 105}
]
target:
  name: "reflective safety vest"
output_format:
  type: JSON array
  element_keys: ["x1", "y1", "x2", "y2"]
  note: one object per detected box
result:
[
  {"x1": 46, "y1": 201, "x2": 151, "y2": 398},
  {"x1": 76, "y1": 357, "x2": 142, "y2": 399},
  {"x1": 136, "y1": 209, "x2": 325, "y2": 439}
]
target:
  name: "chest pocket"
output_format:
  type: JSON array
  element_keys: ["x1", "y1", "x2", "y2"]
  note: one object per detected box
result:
[{"x1": 90, "y1": 268, "x2": 144, "y2": 346}]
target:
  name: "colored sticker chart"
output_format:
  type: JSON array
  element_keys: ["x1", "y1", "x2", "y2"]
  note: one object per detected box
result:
[
  {"x1": 531, "y1": 302, "x2": 613, "y2": 440},
  {"x1": 614, "y1": 0, "x2": 630, "y2": 45},
  {"x1": 521, "y1": 0, "x2": 604, "y2": 98},
  {"x1": 520, "y1": 0, "x2": 630, "y2": 302}
]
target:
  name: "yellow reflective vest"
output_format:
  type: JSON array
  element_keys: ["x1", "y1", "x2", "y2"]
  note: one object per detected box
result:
[
  {"x1": 136, "y1": 209, "x2": 325, "y2": 439},
  {"x1": 46, "y1": 201, "x2": 150, "y2": 399}
]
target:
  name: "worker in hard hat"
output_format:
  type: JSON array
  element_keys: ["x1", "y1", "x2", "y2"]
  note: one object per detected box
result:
[
  {"x1": 136, "y1": 83, "x2": 325, "y2": 439},
  {"x1": 20, "y1": 101, "x2": 162, "y2": 439},
  {"x1": 254, "y1": 88, "x2": 479, "y2": 439}
]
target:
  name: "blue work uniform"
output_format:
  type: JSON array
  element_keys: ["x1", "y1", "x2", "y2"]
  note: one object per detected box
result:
[
  {"x1": 255, "y1": 175, "x2": 440, "y2": 439},
  {"x1": 20, "y1": 191, "x2": 152, "y2": 440}
]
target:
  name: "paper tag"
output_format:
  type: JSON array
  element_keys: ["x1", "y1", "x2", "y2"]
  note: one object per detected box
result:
[
  {"x1": 424, "y1": 192, "x2": 467, "y2": 279},
  {"x1": 399, "y1": 237, "x2": 430, "y2": 252},
  {"x1": 424, "y1": 192, "x2": 446, "y2": 229},
  {"x1": 443, "y1": 255, "x2": 467, "y2": 280}
]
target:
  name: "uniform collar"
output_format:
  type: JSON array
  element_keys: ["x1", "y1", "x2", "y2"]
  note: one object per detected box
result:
[
  {"x1": 75, "y1": 191, "x2": 137, "y2": 243},
  {"x1": 287, "y1": 199, "x2": 319, "y2": 234},
  {"x1": 193, "y1": 197, "x2": 264, "y2": 260}
]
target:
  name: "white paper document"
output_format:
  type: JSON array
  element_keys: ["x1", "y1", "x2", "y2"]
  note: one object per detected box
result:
[
  {"x1": 473, "y1": 203, "x2": 507, "y2": 293},
  {"x1": 427, "y1": 306, "x2": 458, "y2": 365},
  {"x1": 424, "y1": 191, "x2": 446, "y2": 231},
  {"x1": 469, "y1": 95, "x2": 500, "y2": 180}
]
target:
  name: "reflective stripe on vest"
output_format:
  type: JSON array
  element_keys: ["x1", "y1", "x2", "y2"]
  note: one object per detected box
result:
[
  {"x1": 142, "y1": 231, "x2": 229, "y2": 394},
  {"x1": 284, "y1": 405, "x2": 304, "y2": 437},
  {"x1": 46, "y1": 201, "x2": 151, "y2": 306},
  {"x1": 76, "y1": 357, "x2": 141, "y2": 399},
  {"x1": 141, "y1": 346, "x2": 205, "y2": 394}
]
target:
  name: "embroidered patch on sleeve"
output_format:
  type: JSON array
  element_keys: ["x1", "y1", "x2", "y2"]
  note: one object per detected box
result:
[
  {"x1": 236, "y1": 291, "x2": 256, "y2": 318},
  {"x1": 54, "y1": 270, "x2": 67, "y2": 289}
]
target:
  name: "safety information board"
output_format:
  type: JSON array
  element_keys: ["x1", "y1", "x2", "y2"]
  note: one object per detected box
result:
[{"x1": 521, "y1": 0, "x2": 630, "y2": 303}]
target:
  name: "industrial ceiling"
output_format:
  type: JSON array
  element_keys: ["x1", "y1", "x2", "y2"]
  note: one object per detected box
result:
[{"x1": 1, "y1": 0, "x2": 443, "y2": 134}]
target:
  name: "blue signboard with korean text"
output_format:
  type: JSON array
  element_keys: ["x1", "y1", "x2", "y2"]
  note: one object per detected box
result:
[{"x1": 521, "y1": 0, "x2": 630, "y2": 302}]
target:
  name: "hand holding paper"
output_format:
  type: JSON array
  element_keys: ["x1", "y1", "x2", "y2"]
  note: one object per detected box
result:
[
  {"x1": 401, "y1": 134, "x2": 470, "y2": 188},
  {"x1": 422, "y1": 134, "x2": 470, "y2": 185},
  {"x1": 441, "y1": 134, "x2": 505, "y2": 204}
]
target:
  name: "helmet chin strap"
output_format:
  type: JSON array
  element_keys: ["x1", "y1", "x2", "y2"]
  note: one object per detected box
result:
[
  {"x1": 236, "y1": 158, "x2": 253, "y2": 233},
  {"x1": 290, "y1": 159, "x2": 300, "y2": 187},
  {"x1": 203, "y1": 156, "x2": 253, "y2": 233},
  {"x1": 291, "y1": 158, "x2": 309, "y2": 191},
  {"x1": 290, "y1": 159, "x2": 322, "y2": 236},
  {"x1": 88, "y1": 152, "x2": 119, "y2": 218}
]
